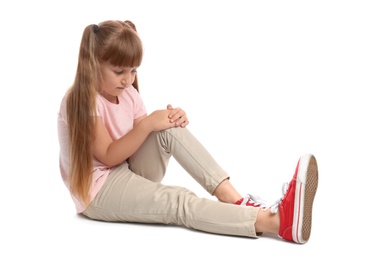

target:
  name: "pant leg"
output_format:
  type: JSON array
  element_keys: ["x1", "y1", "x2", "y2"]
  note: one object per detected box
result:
[
  {"x1": 128, "y1": 127, "x2": 229, "y2": 195},
  {"x1": 83, "y1": 163, "x2": 259, "y2": 237}
]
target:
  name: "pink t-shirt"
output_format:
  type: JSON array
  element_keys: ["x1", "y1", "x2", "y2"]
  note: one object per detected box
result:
[{"x1": 58, "y1": 86, "x2": 147, "y2": 213}]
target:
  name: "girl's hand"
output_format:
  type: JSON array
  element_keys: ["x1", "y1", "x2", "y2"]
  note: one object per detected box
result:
[
  {"x1": 167, "y1": 104, "x2": 189, "y2": 128},
  {"x1": 146, "y1": 110, "x2": 176, "y2": 132}
]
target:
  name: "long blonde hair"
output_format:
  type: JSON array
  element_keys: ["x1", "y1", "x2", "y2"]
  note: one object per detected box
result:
[{"x1": 65, "y1": 20, "x2": 143, "y2": 207}]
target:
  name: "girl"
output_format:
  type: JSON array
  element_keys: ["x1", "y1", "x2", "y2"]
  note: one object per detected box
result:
[{"x1": 57, "y1": 20, "x2": 318, "y2": 244}]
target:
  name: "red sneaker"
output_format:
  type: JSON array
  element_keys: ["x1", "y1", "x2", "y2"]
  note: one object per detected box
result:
[
  {"x1": 235, "y1": 194, "x2": 270, "y2": 210},
  {"x1": 270, "y1": 154, "x2": 318, "y2": 244}
]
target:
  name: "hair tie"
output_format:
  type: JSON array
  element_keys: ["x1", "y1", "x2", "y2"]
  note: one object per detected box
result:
[{"x1": 93, "y1": 24, "x2": 99, "y2": 33}]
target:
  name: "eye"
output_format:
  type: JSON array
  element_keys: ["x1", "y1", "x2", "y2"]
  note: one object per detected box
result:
[{"x1": 114, "y1": 70, "x2": 124, "y2": 75}]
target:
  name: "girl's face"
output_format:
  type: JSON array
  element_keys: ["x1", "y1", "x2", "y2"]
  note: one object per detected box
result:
[{"x1": 99, "y1": 61, "x2": 138, "y2": 103}]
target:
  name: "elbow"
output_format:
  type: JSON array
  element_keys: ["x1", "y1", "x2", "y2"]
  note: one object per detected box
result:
[
  {"x1": 98, "y1": 157, "x2": 128, "y2": 168},
  {"x1": 94, "y1": 152, "x2": 128, "y2": 168}
]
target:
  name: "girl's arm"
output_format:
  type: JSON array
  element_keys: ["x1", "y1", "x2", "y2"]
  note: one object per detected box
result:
[{"x1": 93, "y1": 109, "x2": 181, "y2": 167}]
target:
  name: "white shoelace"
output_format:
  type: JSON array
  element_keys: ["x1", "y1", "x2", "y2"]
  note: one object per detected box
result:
[
  {"x1": 269, "y1": 182, "x2": 289, "y2": 213},
  {"x1": 242, "y1": 194, "x2": 270, "y2": 211}
]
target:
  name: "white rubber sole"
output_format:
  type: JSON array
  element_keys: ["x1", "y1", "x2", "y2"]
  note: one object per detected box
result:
[{"x1": 293, "y1": 154, "x2": 318, "y2": 243}]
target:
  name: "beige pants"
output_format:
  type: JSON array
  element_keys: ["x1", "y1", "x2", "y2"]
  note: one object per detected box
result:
[{"x1": 83, "y1": 127, "x2": 259, "y2": 237}]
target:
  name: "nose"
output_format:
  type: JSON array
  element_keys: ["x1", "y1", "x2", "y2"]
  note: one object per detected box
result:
[
  {"x1": 121, "y1": 80, "x2": 128, "y2": 87},
  {"x1": 121, "y1": 72, "x2": 134, "y2": 87}
]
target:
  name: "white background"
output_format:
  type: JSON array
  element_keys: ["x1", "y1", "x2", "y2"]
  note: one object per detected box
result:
[{"x1": 1, "y1": 0, "x2": 371, "y2": 259}]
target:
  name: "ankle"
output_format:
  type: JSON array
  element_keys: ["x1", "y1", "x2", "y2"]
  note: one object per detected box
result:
[
  {"x1": 214, "y1": 179, "x2": 242, "y2": 203},
  {"x1": 255, "y1": 209, "x2": 280, "y2": 234}
]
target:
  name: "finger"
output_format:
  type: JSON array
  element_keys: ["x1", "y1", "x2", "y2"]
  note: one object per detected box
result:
[
  {"x1": 179, "y1": 118, "x2": 189, "y2": 128},
  {"x1": 174, "y1": 115, "x2": 188, "y2": 127},
  {"x1": 168, "y1": 108, "x2": 183, "y2": 121},
  {"x1": 167, "y1": 104, "x2": 173, "y2": 110}
]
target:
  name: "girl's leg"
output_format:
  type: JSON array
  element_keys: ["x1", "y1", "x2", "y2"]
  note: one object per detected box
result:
[
  {"x1": 93, "y1": 129, "x2": 317, "y2": 243},
  {"x1": 83, "y1": 162, "x2": 261, "y2": 238},
  {"x1": 128, "y1": 127, "x2": 243, "y2": 203},
  {"x1": 128, "y1": 131, "x2": 319, "y2": 243}
]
